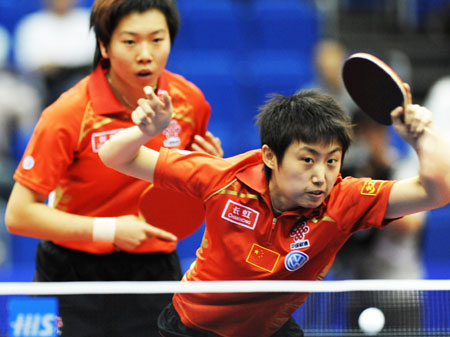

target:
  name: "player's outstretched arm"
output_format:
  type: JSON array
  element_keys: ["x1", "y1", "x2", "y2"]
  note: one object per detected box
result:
[
  {"x1": 99, "y1": 86, "x2": 172, "y2": 183},
  {"x1": 385, "y1": 103, "x2": 450, "y2": 219}
]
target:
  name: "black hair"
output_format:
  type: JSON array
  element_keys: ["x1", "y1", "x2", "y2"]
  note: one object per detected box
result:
[
  {"x1": 256, "y1": 90, "x2": 353, "y2": 180},
  {"x1": 90, "y1": 0, "x2": 180, "y2": 68}
]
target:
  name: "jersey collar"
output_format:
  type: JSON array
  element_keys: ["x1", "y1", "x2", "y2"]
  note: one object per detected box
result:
[
  {"x1": 235, "y1": 151, "x2": 267, "y2": 195},
  {"x1": 89, "y1": 65, "x2": 125, "y2": 116}
]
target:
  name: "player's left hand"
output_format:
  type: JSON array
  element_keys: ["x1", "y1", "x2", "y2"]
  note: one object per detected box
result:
[
  {"x1": 191, "y1": 131, "x2": 224, "y2": 157},
  {"x1": 132, "y1": 86, "x2": 173, "y2": 137}
]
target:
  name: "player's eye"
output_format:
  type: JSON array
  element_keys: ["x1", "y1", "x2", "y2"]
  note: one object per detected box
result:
[{"x1": 328, "y1": 158, "x2": 338, "y2": 165}]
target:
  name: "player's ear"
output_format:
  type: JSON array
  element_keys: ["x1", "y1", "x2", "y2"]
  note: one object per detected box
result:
[
  {"x1": 262, "y1": 145, "x2": 277, "y2": 170},
  {"x1": 99, "y1": 40, "x2": 109, "y2": 59}
]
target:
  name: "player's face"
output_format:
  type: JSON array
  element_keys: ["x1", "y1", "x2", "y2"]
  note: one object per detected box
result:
[
  {"x1": 101, "y1": 9, "x2": 171, "y2": 94},
  {"x1": 266, "y1": 140, "x2": 342, "y2": 211}
]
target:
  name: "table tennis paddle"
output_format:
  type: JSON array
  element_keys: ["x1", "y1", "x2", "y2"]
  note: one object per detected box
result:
[
  {"x1": 342, "y1": 52, "x2": 407, "y2": 125},
  {"x1": 138, "y1": 184, "x2": 205, "y2": 241}
]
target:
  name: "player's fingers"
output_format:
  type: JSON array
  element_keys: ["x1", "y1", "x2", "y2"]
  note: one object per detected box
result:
[
  {"x1": 206, "y1": 131, "x2": 224, "y2": 157},
  {"x1": 411, "y1": 106, "x2": 432, "y2": 135},
  {"x1": 193, "y1": 134, "x2": 223, "y2": 157},
  {"x1": 137, "y1": 97, "x2": 155, "y2": 118},
  {"x1": 159, "y1": 90, "x2": 172, "y2": 109},
  {"x1": 144, "y1": 86, "x2": 165, "y2": 112},
  {"x1": 132, "y1": 106, "x2": 150, "y2": 126},
  {"x1": 144, "y1": 85, "x2": 155, "y2": 99},
  {"x1": 193, "y1": 135, "x2": 213, "y2": 153},
  {"x1": 390, "y1": 106, "x2": 404, "y2": 127},
  {"x1": 403, "y1": 82, "x2": 412, "y2": 106},
  {"x1": 145, "y1": 224, "x2": 177, "y2": 242},
  {"x1": 191, "y1": 143, "x2": 202, "y2": 152}
]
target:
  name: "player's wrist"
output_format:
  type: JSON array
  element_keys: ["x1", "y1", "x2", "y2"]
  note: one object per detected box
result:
[{"x1": 92, "y1": 217, "x2": 116, "y2": 242}]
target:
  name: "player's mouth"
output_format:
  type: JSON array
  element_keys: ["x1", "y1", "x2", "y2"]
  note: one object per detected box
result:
[
  {"x1": 137, "y1": 70, "x2": 153, "y2": 78},
  {"x1": 307, "y1": 190, "x2": 324, "y2": 199}
]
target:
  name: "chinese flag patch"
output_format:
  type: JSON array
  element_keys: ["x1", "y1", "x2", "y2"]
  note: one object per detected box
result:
[
  {"x1": 246, "y1": 243, "x2": 280, "y2": 272},
  {"x1": 361, "y1": 179, "x2": 385, "y2": 196}
]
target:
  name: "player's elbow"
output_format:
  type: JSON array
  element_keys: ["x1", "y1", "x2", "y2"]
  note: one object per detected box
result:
[
  {"x1": 98, "y1": 144, "x2": 120, "y2": 170},
  {"x1": 420, "y1": 172, "x2": 450, "y2": 207},
  {"x1": 4, "y1": 204, "x2": 25, "y2": 235}
]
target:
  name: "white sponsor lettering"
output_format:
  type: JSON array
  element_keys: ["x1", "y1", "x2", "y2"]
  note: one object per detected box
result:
[
  {"x1": 221, "y1": 200, "x2": 259, "y2": 229},
  {"x1": 10, "y1": 313, "x2": 56, "y2": 336}
]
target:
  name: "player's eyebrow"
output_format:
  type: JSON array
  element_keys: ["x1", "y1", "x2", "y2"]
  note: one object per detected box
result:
[
  {"x1": 300, "y1": 146, "x2": 342, "y2": 156},
  {"x1": 119, "y1": 28, "x2": 167, "y2": 36}
]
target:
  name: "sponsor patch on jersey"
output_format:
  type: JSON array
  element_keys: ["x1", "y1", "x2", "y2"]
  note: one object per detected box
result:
[
  {"x1": 91, "y1": 129, "x2": 122, "y2": 152},
  {"x1": 246, "y1": 243, "x2": 280, "y2": 272},
  {"x1": 289, "y1": 221, "x2": 310, "y2": 250},
  {"x1": 290, "y1": 240, "x2": 310, "y2": 250},
  {"x1": 163, "y1": 120, "x2": 181, "y2": 147},
  {"x1": 360, "y1": 179, "x2": 385, "y2": 196},
  {"x1": 284, "y1": 251, "x2": 309, "y2": 272},
  {"x1": 221, "y1": 200, "x2": 259, "y2": 229}
]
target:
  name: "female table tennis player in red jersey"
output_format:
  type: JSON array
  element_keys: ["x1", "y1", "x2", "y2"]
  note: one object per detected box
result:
[
  {"x1": 100, "y1": 87, "x2": 450, "y2": 336},
  {"x1": 5, "y1": 1, "x2": 223, "y2": 336}
]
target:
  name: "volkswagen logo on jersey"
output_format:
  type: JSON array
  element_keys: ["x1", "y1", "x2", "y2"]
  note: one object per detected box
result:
[{"x1": 284, "y1": 251, "x2": 309, "y2": 271}]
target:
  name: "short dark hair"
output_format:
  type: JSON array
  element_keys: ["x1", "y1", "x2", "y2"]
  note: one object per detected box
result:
[
  {"x1": 256, "y1": 90, "x2": 353, "y2": 180},
  {"x1": 90, "y1": 0, "x2": 180, "y2": 68}
]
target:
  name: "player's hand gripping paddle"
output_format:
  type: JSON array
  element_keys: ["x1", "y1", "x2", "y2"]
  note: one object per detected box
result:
[
  {"x1": 342, "y1": 52, "x2": 408, "y2": 125},
  {"x1": 138, "y1": 184, "x2": 205, "y2": 240}
]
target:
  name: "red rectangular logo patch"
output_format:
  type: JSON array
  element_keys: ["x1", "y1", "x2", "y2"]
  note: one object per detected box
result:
[
  {"x1": 91, "y1": 129, "x2": 122, "y2": 152},
  {"x1": 221, "y1": 200, "x2": 259, "y2": 229},
  {"x1": 360, "y1": 180, "x2": 385, "y2": 196},
  {"x1": 246, "y1": 243, "x2": 280, "y2": 272}
]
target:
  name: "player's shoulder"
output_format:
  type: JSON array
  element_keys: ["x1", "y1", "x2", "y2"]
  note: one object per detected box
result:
[
  {"x1": 331, "y1": 176, "x2": 393, "y2": 201},
  {"x1": 41, "y1": 76, "x2": 90, "y2": 122}
]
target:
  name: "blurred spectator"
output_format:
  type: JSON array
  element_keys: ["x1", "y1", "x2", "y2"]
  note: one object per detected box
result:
[
  {"x1": 0, "y1": 24, "x2": 42, "y2": 201},
  {"x1": 306, "y1": 38, "x2": 392, "y2": 179},
  {"x1": 14, "y1": 0, "x2": 95, "y2": 106},
  {"x1": 423, "y1": 74, "x2": 450, "y2": 127},
  {"x1": 0, "y1": 25, "x2": 9, "y2": 66},
  {"x1": 308, "y1": 38, "x2": 356, "y2": 114},
  {"x1": 0, "y1": 24, "x2": 42, "y2": 265}
]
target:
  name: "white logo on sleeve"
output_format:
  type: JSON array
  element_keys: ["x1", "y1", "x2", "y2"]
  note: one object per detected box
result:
[{"x1": 22, "y1": 156, "x2": 35, "y2": 170}]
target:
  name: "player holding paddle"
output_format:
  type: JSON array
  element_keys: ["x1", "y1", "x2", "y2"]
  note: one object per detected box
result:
[
  {"x1": 100, "y1": 73, "x2": 450, "y2": 336},
  {"x1": 5, "y1": 1, "x2": 222, "y2": 336}
]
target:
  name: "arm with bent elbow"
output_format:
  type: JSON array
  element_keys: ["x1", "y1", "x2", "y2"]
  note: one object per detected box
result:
[{"x1": 99, "y1": 86, "x2": 172, "y2": 183}]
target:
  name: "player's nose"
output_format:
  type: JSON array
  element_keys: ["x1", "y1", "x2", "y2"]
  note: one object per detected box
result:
[{"x1": 137, "y1": 42, "x2": 153, "y2": 63}]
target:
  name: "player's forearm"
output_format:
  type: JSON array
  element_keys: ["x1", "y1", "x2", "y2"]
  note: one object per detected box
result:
[
  {"x1": 99, "y1": 125, "x2": 151, "y2": 170},
  {"x1": 99, "y1": 125, "x2": 159, "y2": 182},
  {"x1": 416, "y1": 127, "x2": 450, "y2": 206},
  {"x1": 6, "y1": 197, "x2": 93, "y2": 241}
]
